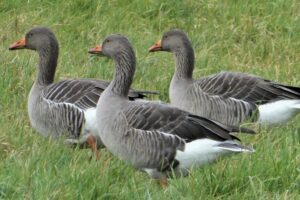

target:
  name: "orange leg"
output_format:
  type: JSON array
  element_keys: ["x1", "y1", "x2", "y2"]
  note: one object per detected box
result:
[
  {"x1": 158, "y1": 177, "x2": 169, "y2": 188},
  {"x1": 87, "y1": 135, "x2": 100, "y2": 161}
]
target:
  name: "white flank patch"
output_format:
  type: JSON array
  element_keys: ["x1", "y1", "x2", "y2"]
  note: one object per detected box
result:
[
  {"x1": 258, "y1": 100, "x2": 300, "y2": 125},
  {"x1": 84, "y1": 108, "x2": 98, "y2": 135}
]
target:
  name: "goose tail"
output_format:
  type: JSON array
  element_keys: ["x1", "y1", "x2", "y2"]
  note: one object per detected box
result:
[
  {"x1": 128, "y1": 89, "x2": 159, "y2": 100},
  {"x1": 216, "y1": 141, "x2": 255, "y2": 153},
  {"x1": 175, "y1": 139, "x2": 254, "y2": 172},
  {"x1": 292, "y1": 103, "x2": 300, "y2": 109},
  {"x1": 276, "y1": 84, "x2": 300, "y2": 98}
]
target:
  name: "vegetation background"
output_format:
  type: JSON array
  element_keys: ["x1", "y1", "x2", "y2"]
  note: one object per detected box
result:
[{"x1": 0, "y1": 0, "x2": 299, "y2": 199}]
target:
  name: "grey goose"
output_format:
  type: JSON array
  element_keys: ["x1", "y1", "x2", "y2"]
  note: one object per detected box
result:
[
  {"x1": 149, "y1": 29, "x2": 300, "y2": 126},
  {"x1": 8, "y1": 27, "x2": 157, "y2": 156},
  {"x1": 89, "y1": 34, "x2": 254, "y2": 185}
]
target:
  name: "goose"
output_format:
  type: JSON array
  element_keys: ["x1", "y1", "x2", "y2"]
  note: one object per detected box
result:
[
  {"x1": 8, "y1": 27, "x2": 157, "y2": 157},
  {"x1": 89, "y1": 34, "x2": 254, "y2": 185},
  {"x1": 149, "y1": 29, "x2": 300, "y2": 126}
]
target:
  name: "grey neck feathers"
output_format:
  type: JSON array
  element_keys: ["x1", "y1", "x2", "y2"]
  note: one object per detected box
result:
[
  {"x1": 37, "y1": 39, "x2": 58, "y2": 86},
  {"x1": 173, "y1": 42, "x2": 194, "y2": 80},
  {"x1": 110, "y1": 48, "x2": 136, "y2": 97}
]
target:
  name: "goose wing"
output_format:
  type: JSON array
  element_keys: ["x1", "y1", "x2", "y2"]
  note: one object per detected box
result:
[
  {"x1": 124, "y1": 101, "x2": 254, "y2": 142},
  {"x1": 122, "y1": 101, "x2": 254, "y2": 171},
  {"x1": 43, "y1": 79, "x2": 158, "y2": 110},
  {"x1": 197, "y1": 72, "x2": 300, "y2": 104}
]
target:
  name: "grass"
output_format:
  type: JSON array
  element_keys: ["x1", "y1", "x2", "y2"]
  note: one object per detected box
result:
[{"x1": 0, "y1": 0, "x2": 300, "y2": 199}]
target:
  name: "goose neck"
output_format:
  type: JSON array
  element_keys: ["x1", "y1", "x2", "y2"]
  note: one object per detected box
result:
[
  {"x1": 36, "y1": 43, "x2": 58, "y2": 86},
  {"x1": 173, "y1": 45, "x2": 194, "y2": 80},
  {"x1": 109, "y1": 52, "x2": 135, "y2": 97}
]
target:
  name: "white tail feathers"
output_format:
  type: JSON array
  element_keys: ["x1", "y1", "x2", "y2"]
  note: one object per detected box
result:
[
  {"x1": 292, "y1": 103, "x2": 300, "y2": 109},
  {"x1": 174, "y1": 139, "x2": 253, "y2": 176},
  {"x1": 258, "y1": 100, "x2": 300, "y2": 125}
]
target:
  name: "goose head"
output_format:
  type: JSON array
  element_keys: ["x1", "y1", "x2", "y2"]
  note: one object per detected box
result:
[
  {"x1": 88, "y1": 34, "x2": 133, "y2": 60},
  {"x1": 9, "y1": 27, "x2": 58, "y2": 52},
  {"x1": 149, "y1": 29, "x2": 191, "y2": 53}
]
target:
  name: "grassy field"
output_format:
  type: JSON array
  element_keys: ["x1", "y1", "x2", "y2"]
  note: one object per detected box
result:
[{"x1": 1, "y1": 0, "x2": 300, "y2": 199}]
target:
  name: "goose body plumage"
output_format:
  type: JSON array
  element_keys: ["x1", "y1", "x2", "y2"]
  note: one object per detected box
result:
[
  {"x1": 28, "y1": 79, "x2": 104, "y2": 143},
  {"x1": 149, "y1": 29, "x2": 300, "y2": 126},
  {"x1": 9, "y1": 27, "x2": 157, "y2": 148},
  {"x1": 91, "y1": 35, "x2": 254, "y2": 180}
]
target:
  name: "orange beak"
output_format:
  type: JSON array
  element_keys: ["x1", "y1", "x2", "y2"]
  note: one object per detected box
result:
[
  {"x1": 148, "y1": 39, "x2": 162, "y2": 52},
  {"x1": 9, "y1": 38, "x2": 26, "y2": 50},
  {"x1": 88, "y1": 45, "x2": 102, "y2": 54}
]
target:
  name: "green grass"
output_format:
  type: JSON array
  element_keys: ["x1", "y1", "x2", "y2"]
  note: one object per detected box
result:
[{"x1": 1, "y1": 0, "x2": 300, "y2": 199}]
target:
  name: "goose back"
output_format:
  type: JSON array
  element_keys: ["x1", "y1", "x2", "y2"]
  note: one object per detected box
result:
[
  {"x1": 197, "y1": 71, "x2": 300, "y2": 104},
  {"x1": 170, "y1": 77, "x2": 257, "y2": 126}
]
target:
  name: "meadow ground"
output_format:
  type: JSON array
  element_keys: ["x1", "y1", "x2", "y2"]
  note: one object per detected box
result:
[{"x1": 0, "y1": 0, "x2": 300, "y2": 199}]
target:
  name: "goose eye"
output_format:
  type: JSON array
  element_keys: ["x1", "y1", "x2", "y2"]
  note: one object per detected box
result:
[{"x1": 28, "y1": 33, "x2": 33, "y2": 38}]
